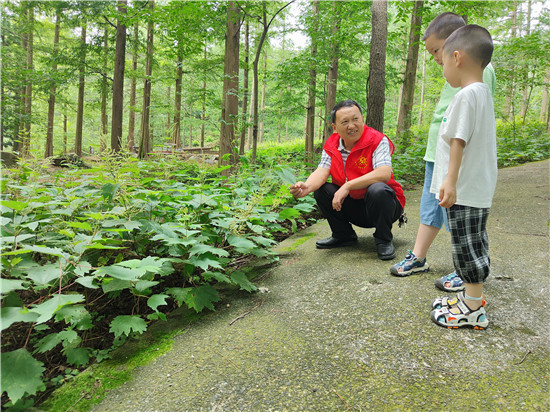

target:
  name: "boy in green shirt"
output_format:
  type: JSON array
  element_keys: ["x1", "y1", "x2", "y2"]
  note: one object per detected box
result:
[{"x1": 390, "y1": 12, "x2": 496, "y2": 292}]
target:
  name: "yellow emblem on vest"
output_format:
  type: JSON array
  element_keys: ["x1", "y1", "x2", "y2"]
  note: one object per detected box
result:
[{"x1": 354, "y1": 156, "x2": 369, "y2": 169}]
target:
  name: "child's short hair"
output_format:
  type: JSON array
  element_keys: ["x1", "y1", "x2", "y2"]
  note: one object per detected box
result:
[
  {"x1": 443, "y1": 24, "x2": 494, "y2": 69},
  {"x1": 422, "y1": 12, "x2": 466, "y2": 41}
]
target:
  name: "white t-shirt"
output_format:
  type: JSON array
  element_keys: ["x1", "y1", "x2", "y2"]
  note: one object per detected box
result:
[{"x1": 430, "y1": 82, "x2": 497, "y2": 208}]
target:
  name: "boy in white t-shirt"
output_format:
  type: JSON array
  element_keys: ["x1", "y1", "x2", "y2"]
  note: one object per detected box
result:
[{"x1": 429, "y1": 25, "x2": 497, "y2": 329}]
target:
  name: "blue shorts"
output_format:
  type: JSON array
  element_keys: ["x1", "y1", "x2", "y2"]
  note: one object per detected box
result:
[{"x1": 420, "y1": 161, "x2": 448, "y2": 230}]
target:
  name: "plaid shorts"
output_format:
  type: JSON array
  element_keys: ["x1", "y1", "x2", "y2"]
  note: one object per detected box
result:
[{"x1": 446, "y1": 205, "x2": 491, "y2": 284}]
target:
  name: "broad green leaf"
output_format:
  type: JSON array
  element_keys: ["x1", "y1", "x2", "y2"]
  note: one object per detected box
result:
[
  {"x1": 85, "y1": 243, "x2": 124, "y2": 250},
  {"x1": 16, "y1": 244, "x2": 69, "y2": 259},
  {"x1": 75, "y1": 276, "x2": 100, "y2": 289},
  {"x1": 202, "y1": 271, "x2": 231, "y2": 284},
  {"x1": 1, "y1": 234, "x2": 35, "y2": 244},
  {"x1": 95, "y1": 265, "x2": 140, "y2": 281},
  {"x1": 29, "y1": 294, "x2": 85, "y2": 324},
  {"x1": 1, "y1": 278, "x2": 24, "y2": 296},
  {"x1": 55, "y1": 305, "x2": 93, "y2": 330},
  {"x1": 226, "y1": 235, "x2": 256, "y2": 253},
  {"x1": 117, "y1": 256, "x2": 165, "y2": 276},
  {"x1": 1, "y1": 349, "x2": 45, "y2": 403},
  {"x1": 278, "y1": 207, "x2": 301, "y2": 220},
  {"x1": 123, "y1": 221, "x2": 142, "y2": 231},
  {"x1": 274, "y1": 167, "x2": 297, "y2": 185},
  {"x1": 1, "y1": 200, "x2": 27, "y2": 211},
  {"x1": 147, "y1": 294, "x2": 169, "y2": 312},
  {"x1": 109, "y1": 315, "x2": 147, "y2": 339},
  {"x1": 251, "y1": 236, "x2": 276, "y2": 247},
  {"x1": 67, "y1": 221, "x2": 93, "y2": 231},
  {"x1": 58, "y1": 329, "x2": 81, "y2": 348},
  {"x1": 26, "y1": 263, "x2": 60, "y2": 286},
  {"x1": 102, "y1": 183, "x2": 120, "y2": 202},
  {"x1": 183, "y1": 284, "x2": 220, "y2": 312},
  {"x1": 134, "y1": 280, "x2": 159, "y2": 292},
  {"x1": 64, "y1": 347, "x2": 91, "y2": 366},
  {"x1": 102, "y1": 278, "x2": 132, "y2": 293},
  {"x1": 230, "y1": 271, "x2": 257, "y2": 292},
  {"x1": 188, "y1": 244, "x2": 229, "y2": 258},
  {"x1": 1, "y1": 307, "x2": 39, "y2": 330},
  {"x1": 35, "y1": 333, "x2": 64, "y2": 353},
  {"x1": 166, "y1": 287, "x2": 191, "y2": 306},
  {"x1": 74, "y1": 260, "x2": 93, "y2": 277},
  {"x1": 187, "y1": 252, "x2": 223, "y2": 271}
]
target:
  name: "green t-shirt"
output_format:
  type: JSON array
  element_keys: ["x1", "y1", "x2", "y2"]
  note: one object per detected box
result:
[{"x1": 424, "y1": 62, "x2": 497, "y2": 162}]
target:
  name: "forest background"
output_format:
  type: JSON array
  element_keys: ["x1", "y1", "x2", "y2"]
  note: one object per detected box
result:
[{"x1": 1, "y1": 0, "x2": 550, "y2": 410}]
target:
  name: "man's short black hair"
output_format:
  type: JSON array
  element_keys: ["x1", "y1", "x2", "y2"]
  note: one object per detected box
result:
[
  {"x1": 331, "y1": 100, "x2": 363, "y2": 123},
  {"x1": 422, "y1": 12, "x2": 466, "y2": 41},
  {"x1": 443, "y1": 24, "x2": 493, "y2": 69}
]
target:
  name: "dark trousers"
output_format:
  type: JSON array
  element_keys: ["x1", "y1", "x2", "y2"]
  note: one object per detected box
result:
[{"x1": 313, "y1": 182, "x2": 403, "y2": 243}]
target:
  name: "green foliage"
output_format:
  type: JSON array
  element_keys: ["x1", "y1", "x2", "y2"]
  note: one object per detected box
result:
[{"x1": 1, "y1": 154, "x2": 318, "y2": 407}]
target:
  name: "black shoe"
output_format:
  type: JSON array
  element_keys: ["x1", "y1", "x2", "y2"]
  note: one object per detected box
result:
[
  {"x1": 376, "y1": 241, "x2": 396, "y2": 260},
  {"x1": 316, "y1": 236, "x2": 358, "y2": 249}
]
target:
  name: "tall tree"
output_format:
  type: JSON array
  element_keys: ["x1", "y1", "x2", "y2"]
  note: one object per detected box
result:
[
  {"x1": 248, "y1": 1, "x2": 294, "y2": 163},
  {"x1": 100, "y1": 27, "x2": 109, "y2": 153},
  {"x1": 323, "y1": 0, "x2": 341, "y2": 143},
  {"x1": 173, "y1": 51, "x2": 183, "y2": 149},
  {"x1": 110, "y1": 0, "x2": 127, "y2": 153},
  {"x1": 503, "y1": 1, "x2": 518, "y2": 120},
  {"x1": 305, "y1": 0, "x2": 319, "y2": 159},
  {"x1": 18, "y1": 4, "x2": 34, "y2": 157},
  {"x1": 128, "y1": 21, "x2": 138, "y2": 151},
  {"x1": 396, "y1": 0, "x2": 423, "y2": 145},
  {"x1": 45, "y1": 6, "x2": 61, "y2": 158},
  {"x1": 219, "y1": 1, "x2": 241, "y2": 172},
  {"x1": 239, "y1": 19, "x2": 250, "y2": 155},
  {"x1": 138, "y1": 0, "x2": 154, "y2": 159},
  {"x1": 366, "y1": 0, "x2": 387, "y2": 133},
  {"x1": 258, "y1": 49, "x2": 267, "y2": 144},
  {"x1": 74, "y1": 22, "x2": 86, "y2": 157}
]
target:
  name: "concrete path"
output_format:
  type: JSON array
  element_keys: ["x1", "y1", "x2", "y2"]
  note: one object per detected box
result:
[{"x1": 93, "y1": 161, "x2": 549, "y2": 411}]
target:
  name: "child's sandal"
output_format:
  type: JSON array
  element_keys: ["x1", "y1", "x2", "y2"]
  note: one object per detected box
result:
[{"x1": 430, "y1": 298, "x2": 489, "y2": 330}]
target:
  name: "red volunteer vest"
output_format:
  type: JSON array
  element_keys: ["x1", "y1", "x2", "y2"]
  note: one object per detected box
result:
[{"x1": 324, "y1": 125, "x2": 406, "y2": 209}]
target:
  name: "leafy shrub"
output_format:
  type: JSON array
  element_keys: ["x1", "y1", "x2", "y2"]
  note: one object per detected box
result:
[
  {"x1": 0, "y1": 154, "x2": 317, "y2": 408},
  {"x1": 496, "y1": 119, "x2": 550, "y2": 167}
]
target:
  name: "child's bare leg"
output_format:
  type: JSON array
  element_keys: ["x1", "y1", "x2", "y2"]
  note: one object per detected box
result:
[
  {"x1": 412, "y1": 223, "x2": 440, "y2": 259},
  {"x1": 464, "y1": 283, "x2": 484, "y2": 310}
]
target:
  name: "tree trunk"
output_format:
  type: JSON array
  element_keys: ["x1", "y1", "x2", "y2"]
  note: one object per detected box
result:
[
  {"x1": 250, "y1": 1, "x2": 294, "y2": 162},
  {"x1": 219, "y1": 1, "x2": 240, "y2": 172},
  {"x1": 258, "y1": 50, "x2": 267, "y2": 144},
  {"x1": 63, "y1": 109, "x2": 68, "y2": 154},
  {"x1": 173, "y1": 52, "x2": 183, "y2": 148},
  {"x1": 110, "y1": 0, "x2": 127, "y2": 153},
  {"x1": 201, "y1": 44, "x2": 207, "y2": 148},
  {"x1": 75, "y1": 23, "x2": 86, "y2": 157},
  {"x1": 366, "y1": 0, "x2": 388, "y2": 133},
  {"x1": 45, "y1": 9, "x2": 60, "y2": 158},
  {"x1": 323, "y1": 0, "x2": 341, "y2": 143},
  {"x1": 128, "y1": 21, "x2": 138, "y2": 152},
  {"x1": 188, "y1": 101, "x2": 193, "y2": 147},
  {"x1": 138, "y1": 0, "x2": 154, "y2": 159},
  {"x1": 239, "y1": 20, "x2": 249, "y2": 155},
  {"x1": 396, "y1": 0, "x2": 423, "y2": 146},
  {"x1": 541, "y1": 68, "x2": 549, "y2": 123},
  {"x1": 100, "y1": 27, "x2": 109, "y2": 153},
  {"x1": 418, "y1": 49, "x2": 427, "y2": 126},
  {"x1": 305, "y1": 0, "x2": 319, "y2": 159},
  {"x1": 166, "y1": 86, "x2": 171, "y2": 138},
  {"x1": 520, "y1": 0, "x2": 532, "y2": 119},
  {"x1": 503, "y1": 1, "x2": 517, "y2": 120}
]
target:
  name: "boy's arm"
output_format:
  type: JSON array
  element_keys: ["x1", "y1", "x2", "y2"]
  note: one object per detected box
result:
[{"x1": 439, "y1": 138, "x2": 465, "y2": 208}]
